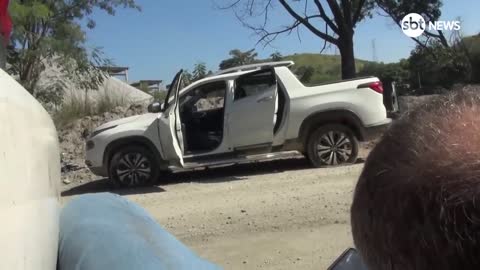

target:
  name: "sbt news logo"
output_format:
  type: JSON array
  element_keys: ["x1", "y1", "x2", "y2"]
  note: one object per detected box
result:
[{"x1": 401, "y1": 13, "x2": 461, "y2": 38}]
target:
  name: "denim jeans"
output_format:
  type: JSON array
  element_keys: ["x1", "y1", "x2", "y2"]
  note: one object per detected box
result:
[{"x1": 58, "y1": 193, "x2": 221, "y2": 270}]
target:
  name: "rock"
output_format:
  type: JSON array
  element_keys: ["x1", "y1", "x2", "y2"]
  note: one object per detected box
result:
[
  {"x1": 62, "y1": 178, "x2": 71, "y2": 184},
  {"x1": 240, "y1": 209, "x2": 246, "y2": 213},
  {"x1": 81, "y1": 128, "x2": 89, "y2": 139},
  {"x1": 58, "y1": 103, "x2": 148, "y2": 186}
]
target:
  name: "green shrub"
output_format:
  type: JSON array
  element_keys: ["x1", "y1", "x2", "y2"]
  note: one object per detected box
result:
[
  {"x1": 358, "y1": 60, "x2": 410, "y2": 94},
  {"x1": 152, "y1": 90, "x2": 167, "y2": 103},
  {"x1": 409, "y1": 41, "x2": 472, "y2": 90}
]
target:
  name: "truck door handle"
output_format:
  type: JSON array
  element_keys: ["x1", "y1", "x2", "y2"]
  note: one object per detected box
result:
[{"x1": 257, "y1": 96, "x2": 273, "y2": 103}]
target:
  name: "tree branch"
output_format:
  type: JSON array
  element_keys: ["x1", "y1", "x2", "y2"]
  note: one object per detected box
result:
[
  {"x1": 278, "y1": 0, "x2": 338, "y2": 44},
  {"x1": 320, "y1": 22, "x2": 330, "y2": 54},
  {"x1": 376, "y1": 4, "x2": 450, "y2": 48},
  {"x1": 313, "y1": 0, "x2": 339, "y2": 34},
  {"x1": 352, "y1": 0, "x2": 366, "y2": 25},
  {"x1": 247, "y1": 15, "x2": 312, "y2": 47},
  {"x1": 325, "y1": 0, "x2": 346, "y2": 31},
  {"x1": 341, "y1": 0, "x2": 353, "y2": 28}
]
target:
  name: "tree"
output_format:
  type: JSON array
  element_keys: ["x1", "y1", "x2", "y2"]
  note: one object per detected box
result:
[
  {"x1": 7, "y1": 0, "x2": 140, "y2": 96},
  {"x1": 358, "y1": 60, "x2": 410, "y2": 93},
  {"x1": 182, "y1": 70, "x2": 193, "y2": 85},
  {"x1": 408, "y1": 40, "x2": 471, "y2": 90},
  {"x1": 270, "y1": 51, "x2": 283, "y2": 61},
  {"x1": 219, "y1": 48, "x2": 258, "y2": 69},
  {"x1": 221, "y1": 0, "x2": 375, "y2": 79},
  {"x1": 296, "y1": 65, "x2": 315, "y2": 83},
  {"x1": 192, "y1": 62, "x2": 207, "y2": 81},
  {"x1": 375, "y1": 0, "x2": 449, "y2": 48},
  {"x1": 457, "y1": 34, "x2": 480, "y2": 83}
]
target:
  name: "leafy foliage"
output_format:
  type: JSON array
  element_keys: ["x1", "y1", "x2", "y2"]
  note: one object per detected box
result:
[
  {"x1": 376, "y1": 0, "x2": 442, "y2": 21},
  {"x1": 7, "y1": 0, "x2": 140, "y2": 96},
  {"x1": 219, "y1": 49, "x2": 258, "y2": 70},
  {"x1": 409, "y1": 41, "x2": 471, "y2": 89},
  {"x1": 270, "y1": 51, "x2": 283, "y2": 61},
  {"x1": 192, "y1": 62, "x2": 207, "y2": 81},
  {"x1": 376, "y1": 0, "x2": 448, "y2": 47},
  {"x1": 283, "y1": 53, "x2": 369, "y2": 85},
  {"x1": 295, "y1": 66, "x2": 315, "y2": 84},
  {"x1": 460, "y1": 34, "x2": 480, "y2": 83},
  {"x1": 358, "y1": 60, "x2": 410, "y2": 94},
  {"x1": 152, "y1": 90, "x2": 167, "y2": 103}
]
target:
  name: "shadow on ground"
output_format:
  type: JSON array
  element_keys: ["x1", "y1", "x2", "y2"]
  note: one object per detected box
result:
[
  {"x1": 61, "y1": 179, "x2": 166, "y2": 197},
  {"x1": 62, "y1": 156, "x2": 365, "y2": 197}
]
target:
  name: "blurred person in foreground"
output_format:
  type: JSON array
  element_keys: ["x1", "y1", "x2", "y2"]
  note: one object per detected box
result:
[{"x1": 351, "y1": 86, "x2": 480, "y2": 270}]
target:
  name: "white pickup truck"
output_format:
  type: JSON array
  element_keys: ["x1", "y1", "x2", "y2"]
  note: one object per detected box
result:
[{"x1": 86, "y1": 61, "x2": 392, "y2": 187}]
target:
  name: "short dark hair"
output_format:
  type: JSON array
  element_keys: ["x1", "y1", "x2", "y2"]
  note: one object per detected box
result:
[{"x1": 351, "y1": 86, "x2": 480, "y2": 270}]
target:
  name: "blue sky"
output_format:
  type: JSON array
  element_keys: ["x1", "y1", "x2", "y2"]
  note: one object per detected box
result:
[{"x1": 84, "y1": 0, "x2": 480, "y2": 83}]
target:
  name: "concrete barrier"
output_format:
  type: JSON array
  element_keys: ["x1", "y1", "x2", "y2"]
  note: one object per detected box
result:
[{"x1": 0, "y1": 69, "x2": 60, "y2": 269}]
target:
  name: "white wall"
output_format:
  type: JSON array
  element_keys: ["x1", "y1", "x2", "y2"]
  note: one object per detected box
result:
[{"x1": 0, "y1": 69, "x2": 60, "y2": 269}]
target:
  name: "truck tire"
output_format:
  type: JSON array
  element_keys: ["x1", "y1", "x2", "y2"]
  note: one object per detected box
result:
[
  {"x1": 108, "y1": 145, "x2": 160, "y2": 188},
  {"x1": 306, "y1": 124, "x2": 359, "y2": 167}
]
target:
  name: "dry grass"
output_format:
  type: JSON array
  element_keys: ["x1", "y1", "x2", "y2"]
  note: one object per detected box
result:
[{"x1": 53, "y1": 92, "x2": 131, "y2": 128}]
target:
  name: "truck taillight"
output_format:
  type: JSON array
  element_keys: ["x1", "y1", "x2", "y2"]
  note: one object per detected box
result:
[{"x1": 358, "y1": 81, "x2": 384, "y2": 94}]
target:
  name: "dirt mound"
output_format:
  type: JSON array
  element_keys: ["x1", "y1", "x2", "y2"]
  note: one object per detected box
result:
[
  {"x1": 59, "y1": 104, "x2": 147, "y2": 186},
  {"x1": 397, "y1": 85, "x2": 480, "y2": 114},
  {"x1": 398, "y1": 95, "x2": 439, "y2": 113}
]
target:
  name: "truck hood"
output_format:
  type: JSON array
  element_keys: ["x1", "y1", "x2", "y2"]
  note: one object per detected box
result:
[{"x1": 95, "y1": 113, "x2": 160, "y2": 130}]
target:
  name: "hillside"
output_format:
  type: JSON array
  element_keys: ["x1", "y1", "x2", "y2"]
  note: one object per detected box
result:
[
  {"x1": 463, "y1": 34, "x2": 480, "y2": 55},
  {"x1": 281, "y1": 53, "x2": 370, "y2": 84}
]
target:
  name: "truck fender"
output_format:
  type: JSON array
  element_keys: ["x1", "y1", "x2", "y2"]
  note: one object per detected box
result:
[{"x1": 298, "y1": 110, "x2": 366, "y2": 148}]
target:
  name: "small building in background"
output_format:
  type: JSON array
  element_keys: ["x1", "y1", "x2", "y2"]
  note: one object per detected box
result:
[
  {"x1": 98, "y1": 66, "x2": 130, "y2": 83},
  {"x1": 130, "y1": 79, "x2": 164, "y2": 94}
]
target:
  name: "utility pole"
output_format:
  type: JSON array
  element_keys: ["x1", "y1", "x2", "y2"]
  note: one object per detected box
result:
[{"x1": 372, "y1": 39, "x2": 378, "y2": 62}]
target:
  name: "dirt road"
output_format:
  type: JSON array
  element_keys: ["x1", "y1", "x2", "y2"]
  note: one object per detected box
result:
[{"x1": 63, "y1": 157, "x2": 363, "y2": 270}]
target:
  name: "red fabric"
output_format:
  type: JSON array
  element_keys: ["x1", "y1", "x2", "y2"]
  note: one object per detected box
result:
[{"x1": 0, "y1": 0, "x2": 11, "y2": 45}]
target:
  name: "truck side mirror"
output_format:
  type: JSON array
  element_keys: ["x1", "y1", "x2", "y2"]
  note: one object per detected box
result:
[{"x1": 148, "y1": 102, "x2": 162, "y2": 113}]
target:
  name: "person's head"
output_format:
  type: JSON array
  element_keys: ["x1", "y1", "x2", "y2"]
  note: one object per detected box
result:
[{"x1": 351, "y1": 86, "x2": 480, "y2": 270}]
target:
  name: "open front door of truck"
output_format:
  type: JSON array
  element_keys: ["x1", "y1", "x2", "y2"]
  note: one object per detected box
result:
[{"x1": 158, "y1": 70, "x2": 184, "y2": 167}]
